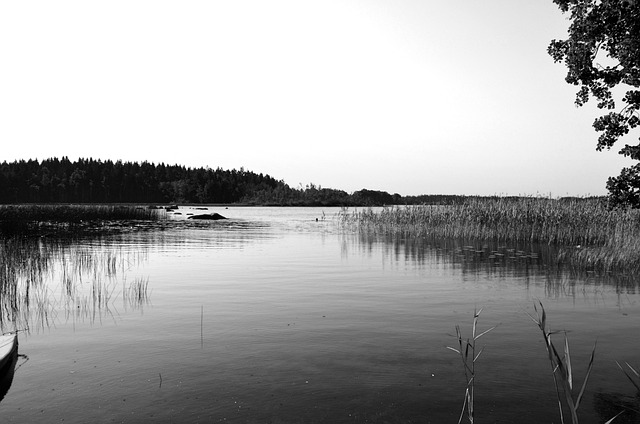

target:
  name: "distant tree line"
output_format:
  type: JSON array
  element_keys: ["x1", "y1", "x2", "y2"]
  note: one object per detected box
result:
[
  {"x1": 1, "y1": 158, "x2": 590, "y2": 206},
  {"x1": 0, "y1": 158, "x2": 284, "y2": 204},
  {"x1": 0, "y1": 158, "x2": 412, "y2": 206}
]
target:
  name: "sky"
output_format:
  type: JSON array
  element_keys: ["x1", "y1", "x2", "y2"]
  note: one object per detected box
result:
[{"x1": 0, "y1": 1, "x2": 636, "y2": 197}]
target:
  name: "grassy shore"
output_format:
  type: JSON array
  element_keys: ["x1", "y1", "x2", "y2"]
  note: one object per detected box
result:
[
  {"x1": 0, "y1": 204, "x2": 163, "y2": 235},
  {"x1": 339, "y1": 197, "x2": 640, "y2": 274},
  {"x1": 0, "y1": 204, "x2": 162, "y2": 222}
]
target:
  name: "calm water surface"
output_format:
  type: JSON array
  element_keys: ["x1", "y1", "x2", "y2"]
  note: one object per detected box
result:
[{"x1": 1, "y1": 206, "x2": 639, "y2": 423}]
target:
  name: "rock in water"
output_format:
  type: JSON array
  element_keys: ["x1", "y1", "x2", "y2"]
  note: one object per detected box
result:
[{"x1": 187, "y1": 213, "x2": 227, "y2": 220}]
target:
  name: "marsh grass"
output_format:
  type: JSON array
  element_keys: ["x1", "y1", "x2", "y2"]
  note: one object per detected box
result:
[
  {"x1": 339, "y1": 197, "x2": 640, "y2": 274},
  {"x1": 0, "y1": 204, "x2": 162, "y2": 222},
  {"x1": 0, "y1": 204, "x2": 164, "y2": 236}
]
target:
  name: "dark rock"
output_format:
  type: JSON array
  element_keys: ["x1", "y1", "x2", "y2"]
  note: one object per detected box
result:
[{"x1": 188, "y1": 213, "x2": 227, "y2": 220}]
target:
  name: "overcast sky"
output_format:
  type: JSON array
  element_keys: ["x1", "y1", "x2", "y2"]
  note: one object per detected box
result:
[{"x1": 0, "y1": 1, "x2": 635, "y2": 196}]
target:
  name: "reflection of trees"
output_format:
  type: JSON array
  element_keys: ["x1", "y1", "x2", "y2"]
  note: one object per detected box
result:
[
  {"x1": 0, "y1": 235, "x2": 151, "y2": 333},
  {"x1": 341, "y1": 232, "x2": 640, "y2": 296}
]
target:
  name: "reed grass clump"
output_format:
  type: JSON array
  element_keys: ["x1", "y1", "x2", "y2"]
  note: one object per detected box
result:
[
  {"x1": 339, "y1": 197, "x2": 640, "y2": 273},
  {"x1": 0, "y1": 204, "x2": 163, "y2": 235}
]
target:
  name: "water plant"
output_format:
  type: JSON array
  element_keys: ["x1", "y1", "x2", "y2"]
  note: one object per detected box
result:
[
  {"x1": 0, "y1": 204, "x2": 162, "y2": 222},
  {"x1": 446, "y1": 304, "x2": 628, "y2": 423},
  {"x1": 446, "y1": 308, "x2": 497, "y2": 424},
  {"x1": 0, "y1": 204, "x2": 164, "y2": 236},
  {"x1": 616, "y1": 361, "x2": 640, "y2": 393},
  {"x1": 339, "y1": 197, "x2": 640, "y2": 274},
  {"x1": 527, "y1": 301, "x2": 622, "y2": 424}
]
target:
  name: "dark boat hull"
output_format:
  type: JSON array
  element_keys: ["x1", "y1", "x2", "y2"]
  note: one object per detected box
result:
[{"x1": 0, "y1": 334, "x2": 18, "y2": 402}]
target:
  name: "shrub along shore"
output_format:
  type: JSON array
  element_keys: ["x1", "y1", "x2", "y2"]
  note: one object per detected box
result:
[{"x1": 338, "y1": 197, "x2": 640, "y2": 274}]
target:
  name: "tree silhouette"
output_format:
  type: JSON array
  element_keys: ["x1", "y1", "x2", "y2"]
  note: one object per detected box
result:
[{"x1": 549, "y1": 0, "x2": 640, "y2": 207}]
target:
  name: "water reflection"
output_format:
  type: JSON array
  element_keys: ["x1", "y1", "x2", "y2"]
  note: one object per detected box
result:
[
  {"x1": 593, "y1": 391, "x2": 640, "y2": 423},
  {"x1": 0, "y1": 334, "x2": 18, "y2": 404},
  {"x1": 342, "y1": 232, "x2": 640, "y2": 297},
  {"x1": 0, "y1": 216, "x2": 284, "y2": 334},
  {"x1": 0, "y1": 235, "x2": 151, "y2": 333}
]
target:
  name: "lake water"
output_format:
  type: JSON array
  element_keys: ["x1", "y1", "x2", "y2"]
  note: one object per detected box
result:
[{"x1": 1, "y1": 206, "x2": 639, "y2": 423}]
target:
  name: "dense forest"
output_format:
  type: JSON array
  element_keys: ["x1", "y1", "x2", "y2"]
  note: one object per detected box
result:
[
  {"x1": 0, "y1": 158, "x2": 550, "y2": 206},
  {"x1": 0, "y1": 158, "x2": 400, "y2": 206}
]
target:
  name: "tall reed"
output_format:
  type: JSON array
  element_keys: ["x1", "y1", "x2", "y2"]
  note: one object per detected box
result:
[
  {"x1": 0, "y1": 204, "x2": 162, "y2": 222},
  {"x1": 0, "y1": 204, "x2": 164, "y2": 235},
  {"x1": 527, "y1": 301, "x2": 623, "y2": 424},
  {"x1": 447, "y1": 308, "x2": 497, "y2": 424},
  {"x1": 339, "y1": 197, "x2": 640, "y2": 273},
  {"x1": 448, "y1": 304, "x2": 625, "y2": 423}
]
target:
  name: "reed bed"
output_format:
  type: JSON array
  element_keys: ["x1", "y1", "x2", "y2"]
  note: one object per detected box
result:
[
  {"x1": 0, "y1": 204, "x2": 162, "y2": 222},
  {"x1": 0, "y1": 204, "x2": 164, "y2": 235},
  {"x1": 339, "y1": 197, "x2": 640, "y2": 273}
]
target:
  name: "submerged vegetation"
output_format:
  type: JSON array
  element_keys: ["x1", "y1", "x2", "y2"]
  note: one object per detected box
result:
[{"x1": 339, "y1": 197, "x2": 640, "y2": 274}]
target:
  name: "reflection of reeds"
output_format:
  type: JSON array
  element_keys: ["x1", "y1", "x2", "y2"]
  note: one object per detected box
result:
[
  {"x1": 339, "y1": 198, "x2": 640, "y2": 274},
  {"x1": 0, "y1": 235, "x2": 151, "y2": 332},
  {"x1": 123, "y1": 277, "x2": 150, "y2": 310}
]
